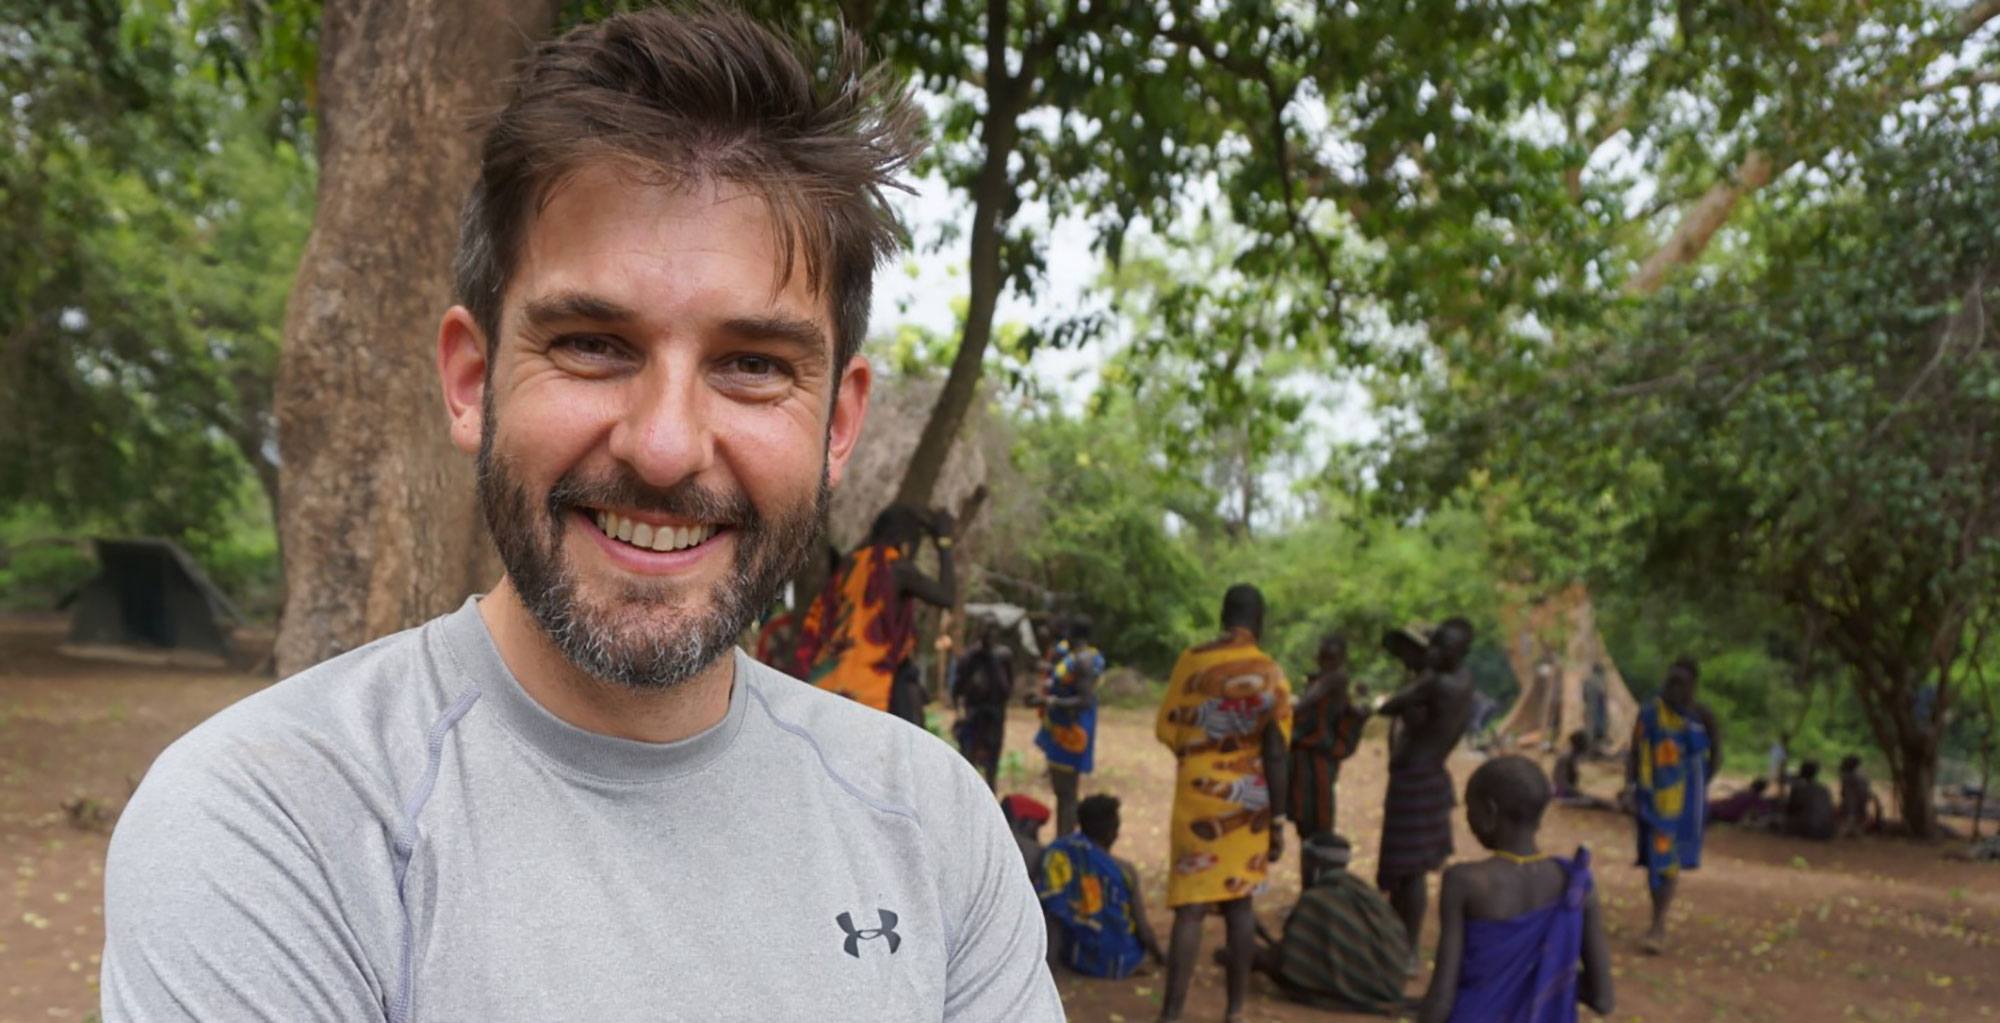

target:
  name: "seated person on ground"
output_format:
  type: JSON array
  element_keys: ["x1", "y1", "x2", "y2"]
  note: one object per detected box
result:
[
  {"x1": 1553, "y1": 731, "x2": 1619, "y2": 811},
  {"x1": 1707, "y1": 777, "x2": 1779, "y2": 826},
  {"x1": 1002, "y1": 793, "x2": 1052, "y2": 880},
  {"x1": 1038, "y1": 794, "x2": 1164, "y2": 979},
  {"x1": 1784, "y1": 760, "x2": 1838, "y2": 841},
  {"x1": 1418, "y1": 755, "x2": 1614, "y2": 1023},
  {"x1": 1836, "y1": 755, "x2": 1885, "y2": 837},
  {"x1": 1242, "y1": 832, "x2": 1412, "y2": 1016}
]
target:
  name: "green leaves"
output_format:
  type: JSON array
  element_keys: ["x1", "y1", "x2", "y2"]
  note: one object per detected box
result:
[{"x1": 1, "y1": 2, "x2": 311, "y2": 567}]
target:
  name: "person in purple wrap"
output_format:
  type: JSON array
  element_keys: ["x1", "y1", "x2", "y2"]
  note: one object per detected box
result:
[{"x1": 1418, "y1": 755, "x2": 1614, "y2": 1023}]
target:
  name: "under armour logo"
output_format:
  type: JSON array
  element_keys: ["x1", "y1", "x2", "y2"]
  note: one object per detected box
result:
[{"x1": 835, "y1": 909, "x2": 901, "y2": 958}]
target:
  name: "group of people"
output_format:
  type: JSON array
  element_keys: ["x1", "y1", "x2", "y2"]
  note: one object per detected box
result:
[
  {"x1": 984, "y1": 586, "x2": 1623, "y2": 1023},
  {"x1": 1707, "y1": 752, "x2": 1885, "y2": 840},
  {"x1": 784, "y1": 508, "x2": 1770, "y2": 1018}
]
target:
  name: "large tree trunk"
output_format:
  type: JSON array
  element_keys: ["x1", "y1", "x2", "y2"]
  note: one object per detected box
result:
[
  {"x1": 1890, "y1": 732, "x2": 1940, "y2": 839},
  {"x1": 273, "y1": 0, "x2": 560, "y2": 677}
]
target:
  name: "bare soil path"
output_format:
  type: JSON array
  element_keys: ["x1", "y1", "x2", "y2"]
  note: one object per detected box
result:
[{"x1": 3, "y1": 615, "x2": 1994, "y2": 1022}]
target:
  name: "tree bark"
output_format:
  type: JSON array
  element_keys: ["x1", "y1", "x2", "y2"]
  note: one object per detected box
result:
[
  {"x1": 273, "y1": 0, "x2": 560, "y2": 677},
  {"x1": 895, "y1": 0, "x2": 1023, "y2": 509},
  {"x1": 1893, "y1": 733, "x2": 1940, "y2": 838}
]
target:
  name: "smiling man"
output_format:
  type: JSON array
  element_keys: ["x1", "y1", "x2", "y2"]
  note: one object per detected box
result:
[{"x1": 100, "y1": 9, "x2": 1062, "y2": 1021}]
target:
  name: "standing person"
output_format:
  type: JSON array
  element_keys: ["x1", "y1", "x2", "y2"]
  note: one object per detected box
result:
[
  {"x1": 1626, "y1": 657, "x2": 1721, "y2": 955},
  {"x1": 1536, "y1": 659, "x2": 1562, "y2": 750},
  {"x1": 1417, "y1": 756, "x2": 1614, "y2": 1023},
  {"x1": 953, "y1": 625, "x2": 1016, "y2": 788},
  {"x1": 1583, "y1": 663, "x2": 1610, "y2": 750},
  {"x1": 1287, "y1": 633, "x2": 1370, "y2": 885},
  {"x1": 1154, "y1": 584, "x2": 1292, "y2": 1023},
  {"x1": 1783, "y1": 760, "x2": 1838, "y2": 840},
  {"x1": 1034, "y1": 619, "x2": 1104, "y2": 837},
  {"x1": 99, "y1": 8, "x2": 1063, "y2": 1019},
  {"x1": 1836, "y1": 755, "x2": 1885, "y2": 837},
  {"x1": 1375, "y1": 617, "x2": 1479, "y2": 965},
  {"x1": 1039, "y1": 795, "x2": 1166, "y2": 979},
  {"x1": 795, "y1": 504, "x2": 956, "y2": 712},
  {"x1": 1768, "y1": 731, "x2": 1792, "y2": 798}
]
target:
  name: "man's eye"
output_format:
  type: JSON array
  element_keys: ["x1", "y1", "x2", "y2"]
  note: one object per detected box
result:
[
  {"x1": 553, "y1": 334, "x2": 623, "y2": 359},
  {"x1": 730, "y1": 355, "x2": 789, "y2": 377}
]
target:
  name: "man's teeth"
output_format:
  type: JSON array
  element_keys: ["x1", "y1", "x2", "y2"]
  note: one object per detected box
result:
[{"x1": 592, "y1": 511, "x2": 718, "y2": 552}]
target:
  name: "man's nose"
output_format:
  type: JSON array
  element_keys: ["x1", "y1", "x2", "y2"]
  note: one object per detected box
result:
[{"x1": 606, "y1": 364, "x2": 717, "y2": 488}]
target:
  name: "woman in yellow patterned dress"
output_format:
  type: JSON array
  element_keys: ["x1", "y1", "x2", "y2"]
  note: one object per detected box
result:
[{"x1": 1154, "y1": 584, "x2": 1292, "y2": 1023}]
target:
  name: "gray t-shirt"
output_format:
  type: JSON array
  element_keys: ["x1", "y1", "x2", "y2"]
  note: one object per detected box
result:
[{"x1": 102, "y1": 599, "x2": 1063, "y2": 1021}]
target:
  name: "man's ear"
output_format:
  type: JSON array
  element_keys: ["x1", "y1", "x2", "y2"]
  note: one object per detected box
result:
[
  {"x1": 438, "y1": 306, "x2": 490, "y2": 456},
  {"x1": 824, "y1": 354, "x2": 873, "y2": 488}
]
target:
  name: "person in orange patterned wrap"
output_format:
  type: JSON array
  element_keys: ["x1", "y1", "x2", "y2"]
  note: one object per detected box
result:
[
  {"x1": 1154, "y1": 584, "x2": 1292, "y2": 1023},
  {"x1": 794, "y1": 504, "x2": 955, "y2": 712}
]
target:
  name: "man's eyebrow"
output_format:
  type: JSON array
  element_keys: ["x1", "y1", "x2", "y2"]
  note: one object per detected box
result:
[
  {"x1": 719, "y1": 314, "x2": 829, "y2": 357},
  {"x1": 522, "y1": 290, "x2": 641, "y2": 326}
]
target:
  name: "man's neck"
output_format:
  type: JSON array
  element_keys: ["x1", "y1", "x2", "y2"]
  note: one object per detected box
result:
[{"x1": 478, "y1": 579, "x2": 735, "y2": 744}]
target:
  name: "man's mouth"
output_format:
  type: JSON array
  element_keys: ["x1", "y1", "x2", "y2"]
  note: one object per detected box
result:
[{"x1": 589, "y1": 509, "x2": 722, "y2": 553}]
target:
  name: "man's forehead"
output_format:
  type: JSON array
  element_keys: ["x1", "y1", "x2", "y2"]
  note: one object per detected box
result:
[{"x1": 506, "y1": 165, "x2": 832, "y2": 332}]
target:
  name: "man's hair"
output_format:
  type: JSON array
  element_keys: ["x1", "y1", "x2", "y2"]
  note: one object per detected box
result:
[
  {"x1": 454, "y1": 5, "x2": 922, "y2": 370},
  {"x1": 1220, "y1": 584, "x2": 1264, "y2": 630},
  {"x1": 1067, "y1": 617, "x2": 1093, "y2": 643},
  {"x1": 1319, "y1": 631, "x2": 1347, "y2": 655},
  {"x1": 1077, "y1": 794, "x2": 1120, "y2": 842},
  {"x1": 1799, "y1": 759, "x2": 1822, "y2": 780},
  {"x1": 1466, "y1": 755, "x2": 1552, "y2": 829},
  {"x1": 1669, "y1": 656, "x2": 1700, "y2": 680},
  {"x1": 1568, "y1": 729, "x2": 1590, "y2": 752},
  {"x1": 1750, "y1": 777, "x2": 1770, "y2": 794},
  {"x1": 1839, "y1": 754, "x2": 1861, "y2": 774}
]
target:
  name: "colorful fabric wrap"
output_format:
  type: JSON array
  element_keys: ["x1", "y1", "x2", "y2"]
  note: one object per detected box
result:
[
  {"x1": 1156, "y1": 629, "x2": 1293, "y2": 907},
  {"x1": 1035, "y1": 644, "x2": 1104, "y2": 774},
  {"x1": 1037, "y1": 833, "x2": 1146, "y2": 979},
  {"x1": 1286, "y1": 694, "x2": 1369, "y2": 837},
  {"x1": 796, "y1": 544, "x2": 916, "y2": 712},
  {"x1": 1633, "y1": 698, "x2": 1709, "y2": 891},
  {"x1": 1445, "y1": 847, "x2": 1594, "y2": 1023}
]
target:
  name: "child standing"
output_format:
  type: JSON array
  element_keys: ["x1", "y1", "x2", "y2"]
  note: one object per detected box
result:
[{"x1": 1418, "y1": 756, "x2": 1614, "y2": 1023}]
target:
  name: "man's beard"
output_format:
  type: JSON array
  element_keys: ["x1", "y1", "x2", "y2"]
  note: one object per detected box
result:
[{"x1": 476, "y1": 423, "x2": 826, "y2": 690}]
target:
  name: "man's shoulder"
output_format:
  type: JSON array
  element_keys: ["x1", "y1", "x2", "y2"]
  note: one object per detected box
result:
[
  {"x1": 138, "y1": 616, "x2": 463, "y2": 806},
  {"x1": 117, "y1": 614, "x2": 467, "y2": 856},
  {"x1": 738, "y1": 654, "x2": 989, "y2": 822}
]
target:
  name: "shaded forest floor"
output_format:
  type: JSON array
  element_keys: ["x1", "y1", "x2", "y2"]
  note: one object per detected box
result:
[{"x1": 2, "y1": 613, "x2": 1996, "y2": 1022}]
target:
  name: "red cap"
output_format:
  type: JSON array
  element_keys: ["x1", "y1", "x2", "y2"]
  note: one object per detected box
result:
[{"x1": 1001, "y1": 794, "x2": 1051, "y2": 824}]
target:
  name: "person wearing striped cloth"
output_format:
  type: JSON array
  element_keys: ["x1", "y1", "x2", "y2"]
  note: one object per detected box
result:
[
  {"x1": 1240, "y1": 833, "x2": 1412, "y2": 1015},
  {"x1": 1373, "y1": 617, "x2": 1477, "y2": 966}
]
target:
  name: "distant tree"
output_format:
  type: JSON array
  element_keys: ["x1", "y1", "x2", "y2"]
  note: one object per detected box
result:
[
  {"x1": 0, "y1": 2, "x2": 308, "y2": 556},
  {"x1": 1408, "y1": 118, "x2": 2000, "y2": 836},
  {"x1": 725, "y1": 0, "x2": 1341, "y2": 508}
]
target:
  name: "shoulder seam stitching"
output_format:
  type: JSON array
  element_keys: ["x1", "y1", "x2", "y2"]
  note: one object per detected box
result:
[{"x1": 388, "y1": 686, "x2": 481, "y2": 1023}]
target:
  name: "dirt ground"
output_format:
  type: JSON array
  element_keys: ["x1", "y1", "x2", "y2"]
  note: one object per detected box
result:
[{"x1": 2, "y1": 613, "x2": 1996, "y2": 1022}]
